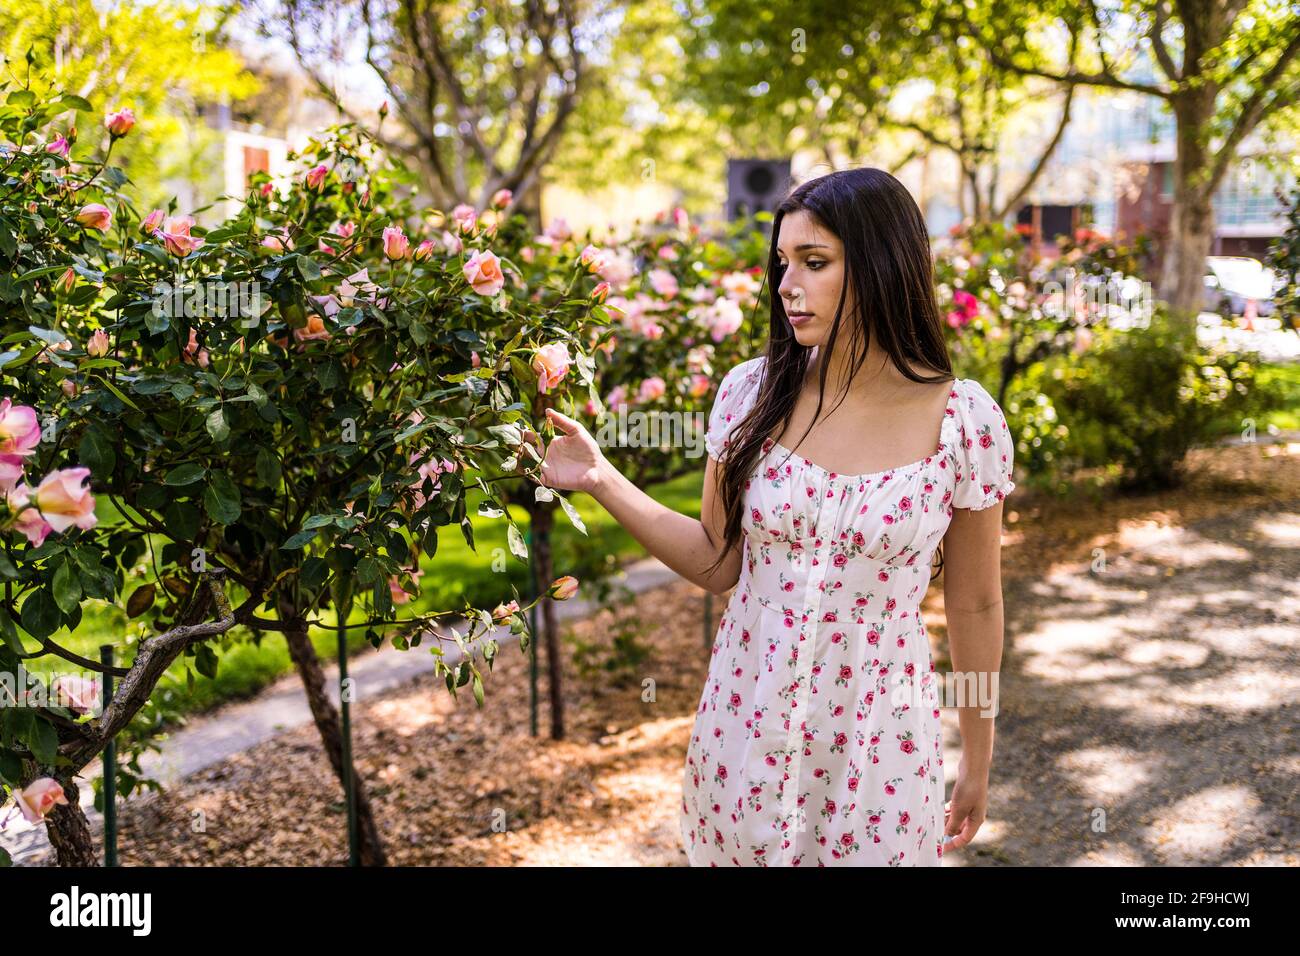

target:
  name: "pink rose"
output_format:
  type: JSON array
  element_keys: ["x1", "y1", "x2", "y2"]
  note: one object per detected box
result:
[
  {"x1": 491, "y1": 599, "x2": 521, "y2": 622},
  {"x1": 452, "y1": 203, "x2": 478, "y2": 234},
  {"x1": 531, "y1": 342, "x2": 571, "y2": 394},
  {"x1": 648, "y1": 268, "x2": 678, "y2": 298},
  {"x1": 549, "y1": 575, "x2": 579, "y2": 600},
  {"x1": 636, "y1": 376, "x2": 666, "y2": 403},
  {"x1": 490, "y1": 188, "x2": 513, "y2": 208},
  {"x1": 104, "y1": 109, "x2": 136, "y2": 139},
  {"x1": 13, "y1": 777, "x2": 69, "y2": 823},
  {"x1": 304, "y1": 164, "x2": 328, "y2": 191},
  {"x1": 86, "y1": 329, "x2": 110, "y2": 357},
  {"x1": 105, "y1": 107, "x2": 136, "y2": 137},
  {"x1": 141, "y1": 209, "x2": 165, "y2": 234},
  {"x1": 463, "y1": 249, "x2": 506, "y2": 296},
  {"x1": 6, "y1": 483, "x2": 53, "y2": 546},
  {"x1": 50, "y1": 675, "x2": 101, "y2": 715},
  {"x1": 181, "y1": 328, "x2": 209, "y2": 367},
  {"x1": 413, "y1": 239, "x2": 435, "y2": 261},
  {"x1": 0, "y1": 455, "x2": 24, "y2": 494},
  {"x1": 156, "y1": 215, "x2": 205, "y2": 258},
  {"x1": 45, "y1": 135, "x2": 70, "y2": 157},
  {"x1": 0, "y1": 399, "x2": 41, "y2": 457},
  {"x1": 382, "y1": 225, "x2": 410, "y2": 261},
  {"x1": 75, "y1": 203, "x2": 112, "y2": 232},
  {"x1": 27, "y1": 467, "x2": 97, "y2": 535},
  {"x1": 261, "y1": 230, "x2": 294, "y2": 252}
]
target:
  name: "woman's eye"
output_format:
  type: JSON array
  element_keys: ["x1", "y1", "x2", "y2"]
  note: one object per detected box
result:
[{"x1": 807, "y1": 260, "x2": 825, "y2": 270}]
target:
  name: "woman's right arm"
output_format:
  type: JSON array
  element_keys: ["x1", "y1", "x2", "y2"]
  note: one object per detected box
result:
[{"x1": 531, "y1": 407, "x2": 743, "y2": 595}]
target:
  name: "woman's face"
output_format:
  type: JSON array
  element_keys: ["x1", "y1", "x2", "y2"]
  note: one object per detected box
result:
[{"x1": 775, "y1": 208, "x2": 851, "y2": 347}]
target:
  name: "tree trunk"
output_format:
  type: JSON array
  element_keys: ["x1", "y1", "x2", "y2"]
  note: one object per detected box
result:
[
  {"x1": 279, "y1": 600, "x2": 388, "y2": 866},
  {"x1": 1160, "y1": 191, "x2": 1216, "y2": 324},
  {"x1": 530, "y1": 504, "x2": 566, "y2": 740},
  {"x1": 1160, "y1": 89, "x2": 1219, "y2": 324},
  {"x1": 45, "y1": 776, "x2": 99, "y2": 866}
]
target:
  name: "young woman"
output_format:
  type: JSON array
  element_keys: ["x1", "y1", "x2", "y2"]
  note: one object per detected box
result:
[{"x1": 525, "y1": 167, "x2": 1015, "y2": 866}]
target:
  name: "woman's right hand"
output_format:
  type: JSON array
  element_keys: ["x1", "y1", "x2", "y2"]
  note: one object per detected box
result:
[{"x1": 521, "y1": 407, "x2": 608, "y2": 495}]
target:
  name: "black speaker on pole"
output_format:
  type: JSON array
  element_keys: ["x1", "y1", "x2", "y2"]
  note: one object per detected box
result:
[{"x1": 726, "y1": 158, "x2": 792, "y2": 231}]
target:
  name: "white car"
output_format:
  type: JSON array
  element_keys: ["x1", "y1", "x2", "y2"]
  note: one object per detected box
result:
[{"x1": 1202, "y1": 256, "x2": 1283, "y2": 318}]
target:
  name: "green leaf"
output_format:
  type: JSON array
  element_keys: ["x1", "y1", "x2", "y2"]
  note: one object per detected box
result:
[
  {"x1": 205, "y1": 407, "x2": 230, "y2": 442},
  {"x1": 194, "y1": 642, "x2": 218, "y2": 680},
  {"x1": 203, "y1": 471, "x2": 241, "y2": 525},
  {"x1": 28, "y1": 717, "x2": 59, "y2": 765},
  {"x1": 78, "y1": 423, "x2": 116, "y2": 477},
  {"x1": 356, "y1": 557, "x2": 381, "y2": 587},
  {"x1": 507, "y1": 522, "x2": 528, "y2": 559},
  {"x1": 20, "y1": 587, "x2": 62, "y2": 641},
  {"x1": 281, "y1": 528, "x2": 318, "y2": 550},
  {"x1": 0, "y1": 551, "x2": 19, "y2": 580},
  {"x1": 255, "y1": 448, "x2": 281, "y2": 488},
  {"x1": 0, "y1": 606, "x2": 23, "y2": 655},
  {"x1": 164, "y1": 463, "x2": 206, "y2": 486},
  {"x1": 164, "y1": 501, "x2": 200, "y2": 541},
  {"x1": 97, "y1": 375, "x2": 141, "y2": 411},
  {"x1": 558, "y1": 494, "x2": 588, "y2": 536},
  {"x1": 296, "y1": 255, "x2": 322, "y2": 281},
  {"x1": 57, "y1": 93, "x2": 93, "y2": 112},
  {"x1": 300, "y1": 557, "x2": 329, "y2": 590},
  {"x1": 52, "y1": 559, "x2": 81, "y2": 614}
]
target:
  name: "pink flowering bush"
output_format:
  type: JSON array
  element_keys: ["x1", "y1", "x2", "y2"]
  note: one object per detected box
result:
[{"x1": 0, "y1": 75, "x2": 605, "y2": 864}]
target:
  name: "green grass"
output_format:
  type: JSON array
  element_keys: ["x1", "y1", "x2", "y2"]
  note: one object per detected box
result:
[
  {"x1": 1255, "y1": 360, "x2": 1300, "y2": 433},
  {"x1": 18, "y1": 467, "x2": 707, "y2": 730}
]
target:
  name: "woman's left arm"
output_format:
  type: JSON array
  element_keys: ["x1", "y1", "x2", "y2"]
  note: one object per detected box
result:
[{"x1": 939, "y1": 500, "x2": 1007, "y2": 850}]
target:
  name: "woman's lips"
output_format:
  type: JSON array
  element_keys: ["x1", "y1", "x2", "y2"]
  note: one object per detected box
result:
[{"x1": 789, "y1": 312, "x2": 814, "y2": 326}]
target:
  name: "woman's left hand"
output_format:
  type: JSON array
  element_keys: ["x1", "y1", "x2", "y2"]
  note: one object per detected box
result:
[{"x1": 943, "y1": 765, "x2": 989, "y2": 852}]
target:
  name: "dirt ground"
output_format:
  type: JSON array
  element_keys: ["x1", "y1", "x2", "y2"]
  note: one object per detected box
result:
[{"x1": 28, "y1": 437, "x2": 1300, "y2": 866}]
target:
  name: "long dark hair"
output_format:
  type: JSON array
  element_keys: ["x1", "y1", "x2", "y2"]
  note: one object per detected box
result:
[{"x1": 705, "y1": 167, "x2": 955, "y2": 582}]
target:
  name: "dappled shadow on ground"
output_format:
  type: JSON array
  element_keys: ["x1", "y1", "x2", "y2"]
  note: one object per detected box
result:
[{"x1": 929, "y1": 439, "x2": 1299, "y2": 865}]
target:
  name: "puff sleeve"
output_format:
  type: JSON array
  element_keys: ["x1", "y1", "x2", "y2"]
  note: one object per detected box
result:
[
  {"x1": 704, "y1": 356, "x2": 764, "y2": 462},
  {"x1": 950, "y1": 378, "x2": 1016, "y2": 510}
]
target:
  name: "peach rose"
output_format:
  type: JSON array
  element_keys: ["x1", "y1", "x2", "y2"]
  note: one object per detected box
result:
[
  {"x1": 0, "y1": 399, "x2": 41, "y2": 457},
  {"x1": 50, "y1": 675, "x2": 101, "y2": 715},
  {"x1": 13, "y1": 777, "x2": 69, "y2": 823},
  {"x1": 141, "y1": 209, "x2": 165, "y2": 234},
  {"x1": 105, "y1": 108, "x2": 136, "y2": 137},
  {"x1": 0, "y1": 455, "x2": 25, "y2": 494},
  {"x1": 28, "y1": 467, "x2": 97, "y2": 535},
  {"x1": 531, "y1": 342, "x2": 571, "y2": 394},
  {"x1": 549, "y1": 576, "x2": 579, "y2": 601},
  {"x1": 86, "y1": 329, "x2": 110, "y2": 357},
  {"x1": 383, "y1": 225, "x2": 410, "y2": 260},
  {"x1": 491, "y1": 599, "x2": 521, "y2": 622},
  {"x1": 463, "y1": 250, "x2": 505, "y2": 296},
  {"x1": 157, "y1": 215, "x2": 204, "y2": 258},
  {"x1": 75, "y1": 203, "x2": 112, "y2": 231}
]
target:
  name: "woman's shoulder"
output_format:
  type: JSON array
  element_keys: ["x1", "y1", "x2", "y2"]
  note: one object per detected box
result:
[
  {"x1": 706, "y1": 355, "x2": 767, "y2": 461},
  {"x1": 947, "y1": 376, "x2": 1016, "y2": 510}
]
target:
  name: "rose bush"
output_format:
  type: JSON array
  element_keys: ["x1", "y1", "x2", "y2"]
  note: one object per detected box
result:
[{"x1": 0, "y1": 76, "x2": 604, "y2": 864}]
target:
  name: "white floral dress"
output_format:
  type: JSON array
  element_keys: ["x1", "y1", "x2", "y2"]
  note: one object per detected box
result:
[{"x1": 680, "y1": 354, "x2": 1016, "y2": 866}]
